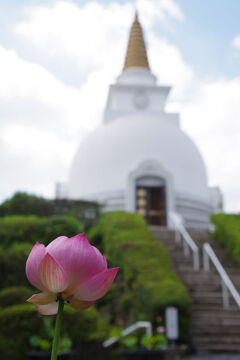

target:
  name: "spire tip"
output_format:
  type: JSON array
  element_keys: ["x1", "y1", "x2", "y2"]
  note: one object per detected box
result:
[{"x1": 123, "y1": 10, "x2": 150, "y2": 70}]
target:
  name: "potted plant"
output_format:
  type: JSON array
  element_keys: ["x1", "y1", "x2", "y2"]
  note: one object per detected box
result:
[
  {"x1": 120, "y1": 332, "x2": 168, "y2": 360},
  {"x1": 26, "y1": 317, "x2": 75, "y2": 360}
]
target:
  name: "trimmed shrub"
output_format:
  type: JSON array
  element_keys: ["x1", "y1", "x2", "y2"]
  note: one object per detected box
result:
[
  {"x1": 0, "y1": 242, "x2": 32, "y2": 288},
  {"x1": 0, "y1": 304, "x2": 108, "y2": 360},
  {"x1": 0, "y1": 215, "x2": 85, "y2": 288},
  {"x1": 0, "y1": 192, "x2": 100, "y2": 227},
  {"x1": 0, "y1": 214, "x2": 83, "y2": 248},
  {"x1": 0, "y1": 192, "x2": 53, "y2": 217},
  {"x1": 0, "y1": 286, "x2": 32, "y2": 307},
  {"x1": 211, "y1": 213, "x2": 240, "y2": 265},
  {"x1": 88, "y1": 211, "x2": 191, "y2": 341}
]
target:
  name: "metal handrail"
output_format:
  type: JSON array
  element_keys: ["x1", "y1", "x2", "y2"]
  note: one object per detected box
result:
[
  {"x1": 103, "y1": 321, "x2": 152, "y2": 348},
  {"x1": 203, "y1": 242, "x2": 240, "y2": 309},
  {"x1": 169, "y1": 212, "x2": 200, "y2": 271}
]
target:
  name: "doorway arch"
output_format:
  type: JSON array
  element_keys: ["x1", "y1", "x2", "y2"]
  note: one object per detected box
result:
[
  {"x1": 126, "y1": 160, "x2": 175, "y2": 227},
  {"x1": 136, "y1": 177, "x2": 166, "y2": 226}
]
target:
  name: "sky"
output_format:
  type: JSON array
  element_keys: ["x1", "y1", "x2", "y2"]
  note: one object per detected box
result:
[{"x1": 0, "y1": 0, "x2": 240, "y2": 212}]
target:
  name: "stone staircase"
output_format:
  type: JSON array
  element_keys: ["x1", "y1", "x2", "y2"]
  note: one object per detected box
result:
[{"x1": 151, "y1": 227, "x2": 240, "y2": 353}]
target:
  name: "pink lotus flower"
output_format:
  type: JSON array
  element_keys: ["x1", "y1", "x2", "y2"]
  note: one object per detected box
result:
[
  {"x1": 157, "y1": 326, "x2": 165, "y2": 334},
  {"x1": 26, "y1": 233, "x2": 119, "y2": 315}
]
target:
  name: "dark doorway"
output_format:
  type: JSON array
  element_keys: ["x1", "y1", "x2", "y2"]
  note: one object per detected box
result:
[{"x1": 136, "y1": 186, "x2": 166, "y2": 226}]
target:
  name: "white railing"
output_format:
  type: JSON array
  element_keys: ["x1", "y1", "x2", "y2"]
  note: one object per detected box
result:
[
  {"x1": 103, "y1": 321, "x2": 152, "y2": 348},
  {"x1": 203, "y1": 243, "x2": 240, "y2": 309},
  {"x1": 169, "y1": 212, "x2": 200, "y2": 271}
]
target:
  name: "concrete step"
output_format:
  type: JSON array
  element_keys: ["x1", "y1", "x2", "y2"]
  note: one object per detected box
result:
[
  {"x1": 150, "y1": 227, "x2": 175, "y2": 240},
  {"x1": 159, "y1": 244, "x2": 186, "y2": 252},
  {"x1": 193, "y1": 335, "x2": 240, "y2": 345},
  {"x1": 187, "y1": 284, "x2": 222, "y2": 292},
  {"x1": 181, "y1": 272, "x2": 240, "y2": 283},
  {"x1": 191, "y1": 292, "x2": 237, "y2": 306},
  {"x1": 176, "y1": 265, "x2": 240, "y2": 276},
  {"x1": 192, "y1": 316, "x2": 240, "y2": 326},
  {"x1": 192, "y1": 304, "x2": 239, "y2": 312},
  {"x1": 188, "y1": 231, "x2": 211, "y2": 242},
  {"x1": 193, "y1": 343, "x2": 240, "y2": 352},
  {"x1": 176, "y1": 265, "x2": 202, "y2": 273},
  {"x1": 170, "y1": 256, "x2": 194, "y2": 265},
  {"x1": 192, "y1": 309, "x2": 240, "y2": 317},
  {"x1": 192, "y1": 325, "x2": 240, "y2": 335},
  {"x1": 181, "y1": 277, "x2": 222, "y2": 286}
]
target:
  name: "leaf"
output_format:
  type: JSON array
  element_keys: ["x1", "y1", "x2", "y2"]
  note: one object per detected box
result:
[
  {"x1": 40, "y1": 339, "x2": 51, "y2": 351},
  {"x1": 121, "y1": 336, "x2": 138, "y2": 351},
  {"x1": 29, "y1": 335, "x2": 41, "y2": 348}
]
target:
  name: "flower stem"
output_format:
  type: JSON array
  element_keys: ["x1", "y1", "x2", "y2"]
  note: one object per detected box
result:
[{"x1": 51, "y1": 298, "x2": 64, "y2": 360}]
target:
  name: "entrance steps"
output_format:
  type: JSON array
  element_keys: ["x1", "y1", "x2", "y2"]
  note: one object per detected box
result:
[{"x1": 150, "y1": 226, "x2": 240, "y2": 353}]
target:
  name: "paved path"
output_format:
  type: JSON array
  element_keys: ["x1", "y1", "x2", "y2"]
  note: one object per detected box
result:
[{"x1": 185, "y1": 355, "x2": 240, "y2": 360}]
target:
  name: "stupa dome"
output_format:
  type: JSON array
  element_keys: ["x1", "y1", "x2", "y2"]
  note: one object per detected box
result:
[{"x1": 68, "y1": 113, "x2": 209, "y2": 203}]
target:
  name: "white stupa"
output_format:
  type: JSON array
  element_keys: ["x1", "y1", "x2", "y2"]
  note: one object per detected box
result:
[{"x1": 61, "y1": 13, "x2": 222, "y2": 229}]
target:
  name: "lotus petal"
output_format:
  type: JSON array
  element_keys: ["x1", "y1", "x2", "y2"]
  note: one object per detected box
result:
[
  {"x1": 92, "y1": 246, "x2": 107, "y2": 270},
  {"x1": 27, "y1": 292, "x2": 57, "y2": 305},
  {"x1": 73, "y1": 268, "x2": 119, "y2": 301},
  {"x1": 69, "y1": 297, "x2": 95, "y2": 311},
  {"x1": 35, "y1": 302, "x2": 58, "y2": 315},
  {"x1": 39, "y1": 253, "x2": 68, "y2": 293},
  {"x1": 46, "y1": 234, "x2": 107, "y2": 292},
  {"x1": 26, "y1": 242, "x2": 47, "y2": 291}
]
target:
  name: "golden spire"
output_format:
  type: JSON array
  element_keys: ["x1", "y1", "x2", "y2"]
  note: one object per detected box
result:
[{"x1": 123, "y1": 11, "x2": 150, "y2": 70}]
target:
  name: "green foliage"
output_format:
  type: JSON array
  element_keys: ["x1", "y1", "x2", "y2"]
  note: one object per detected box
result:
[
  {"x1": 0, "y1": 192, "x2": 100, "y2": 227},
  {"x1": 0, "y1": 215, "x2": 83, "y2": 288},
  {"x1": 0, "y1": 286, "x2": 32, "y2": 307},
  {"x1": 29, "y1": 317, "x2": 72, "y2": 353},
  {"x1": 120, "y1": 333, "x2": 168, "y2": 352},
  {"x1": 88, "y1": 211, "x2": 191, "y2": 341},
  {"x1": 0, "y1": 192, "x2": 53, "y2": 217},
  {"x1": 211, "y1": 213, "x2": 240, "y2": 265},
  {"x1": 141, "y1": 334, "x2": 168, "y2": 350},
  {"x1": 0, "y1": 214, "x2": 83, "y2": 248},
  {"x1": 0, "y1": 242, "x2": 32, "y2": 288},
  {"x1": 121, "y1": 336, "x2": 138, "y2": 351},
  {"x1": 0, "y1": 304, "x2": 108, "y2": 360}
]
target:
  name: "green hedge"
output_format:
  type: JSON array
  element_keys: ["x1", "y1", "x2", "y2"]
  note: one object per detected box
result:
[
  {"x1": 0, "y1": 304, "x2": 108, "y2": 360},
  {"x1": 0, "y1": 192, "x2": 100, "y2": 227},
  {"x1": 0, "y1": 214, "x2": 83, "y2": 248},
  {"x1": 0, "y1": 215, "x2": 84, "y2": 288},
  {"x1": 88, "y1": 211, "x2": 191, "y2": 340},
  {"x1": 0, "y1": 286, "x2": 32, "y2": 307},
  {"x1": 0, "y1": 192, "x2": 53, "y2": 217},
  {"x1": 211, "y1": 214, "x2": 240, "y2": 265},
  {"x1": 0, "y1": 242, "x2": 33, "y2": 288}
]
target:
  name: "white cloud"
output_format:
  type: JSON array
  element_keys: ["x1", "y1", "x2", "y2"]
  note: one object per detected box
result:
[
  {"x1": 15, "y1": 1, "x2": 132, "y2": 77},
  {"x1": 0, "y1": 44, "x2": 105, "y2": 201},
  {"x1": 0, "y1": 44, "x2": 108, "y2": 136},
  {"x1": 0, "y1": 0, "x2": 239, "y2": 213},
  {"x1": 148, "y1": 33, "x2": 195, "y2": 98},
  {"x1": 0, "y1": 124, "x2": 77, "y2": 199},
  {"x1": 137, "y1": 0, "x2": 184, "y2": 29},
  {"x1": 179, "y1": 78, "x2": 240, "y2": 212},
  {"x1": 231, "y1": 34, "x2": 240, "y2": 49}
]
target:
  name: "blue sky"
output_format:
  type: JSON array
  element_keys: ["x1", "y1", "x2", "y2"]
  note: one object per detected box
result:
[
  {"x1": 1, "y1": 0, "x2": 240, "y2": 78},
  {"x1": 173, "y1": 0, "x2": 240, "y2": 78},
  {"x1": 0, "y1": 0, "x2": 239, "y2": 211}
]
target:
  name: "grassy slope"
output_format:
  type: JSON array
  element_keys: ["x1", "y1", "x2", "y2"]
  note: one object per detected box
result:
[{"x1": 212, "y1": 213, "x2": 240, "y2": 266}]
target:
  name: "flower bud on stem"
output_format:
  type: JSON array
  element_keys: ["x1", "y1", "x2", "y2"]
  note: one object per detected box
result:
[{"x1": 51, "y1": 297, "x2": 64, "y2": 360}]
